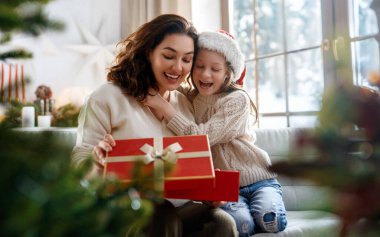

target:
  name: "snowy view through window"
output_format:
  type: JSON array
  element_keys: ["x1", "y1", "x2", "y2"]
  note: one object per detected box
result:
[{"x1": 230, "y1": 0, "x2": 379, "y2": 128}]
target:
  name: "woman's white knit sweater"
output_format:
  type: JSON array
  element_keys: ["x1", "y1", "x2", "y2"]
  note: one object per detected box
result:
[
  {"x1": 167, "y1": 90, "x2": 276, "y2": 187},
  {"x1": 71, "y1": 82, "x2": 195, "y2": 168}
]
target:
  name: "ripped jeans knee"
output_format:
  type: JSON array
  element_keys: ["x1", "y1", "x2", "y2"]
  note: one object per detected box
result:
[
  {"x1": 255, "y1": 210, "x2": 287, "y2": 233},
  {"x1": 222, "y1": 179, "x2": 288, "y2": 236},
  {"x1": 221, "y1": 202, "x2": 254, "y2": 237}
]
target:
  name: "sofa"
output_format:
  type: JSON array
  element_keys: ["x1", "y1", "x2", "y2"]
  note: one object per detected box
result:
[
  {"x1": 253, "y1": 128, "x2": 340, "y2": 237},
  {"x1": 15, "y1": 127, "x2": 341, "y2": 236}
]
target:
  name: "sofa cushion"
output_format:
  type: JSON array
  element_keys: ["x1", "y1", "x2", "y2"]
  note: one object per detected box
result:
[
  {"x1": 253, "y1": 127, "x2": 317, "y2": 162},
  {"x1": 253, "y1": 128, "x2": 335, "y2": 210}
]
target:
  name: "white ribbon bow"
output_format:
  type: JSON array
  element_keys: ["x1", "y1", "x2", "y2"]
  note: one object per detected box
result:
[
  {"x1": 139, "y1": 142, "x2": 183, "y2": 191},
  {"x1": 139, "y1": 142, "x2": 183, "y2": 164}
]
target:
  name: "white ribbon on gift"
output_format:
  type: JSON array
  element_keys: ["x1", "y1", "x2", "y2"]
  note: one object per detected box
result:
[
  {"x1": 139, "y1": 141, "x2": 182, "y2": 191},
  {"x1": 139, "y1": 142, "x2": 183, "y2": 165},
  {"x1": 106, "y1": 138, "x2": 211, "y2": 191}
]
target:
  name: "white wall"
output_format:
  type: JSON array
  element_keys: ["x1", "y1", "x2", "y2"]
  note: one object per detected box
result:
[
  {"x1": 1, "y1": 0, "x2": 222, "y2": 110},
  {"x1": 4, "y1": 0, "x2": 121, "y2": 107}
]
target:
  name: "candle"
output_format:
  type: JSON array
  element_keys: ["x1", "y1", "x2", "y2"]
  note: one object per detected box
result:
[
  {"x1": 21, "y1": 106, "x2": 35, "y2": 127},
  {"x1": 1, "y1": 63, "x2": 4, "y2": 103},
  {"x1": 21, "y1": 64, "x2": 25, "y2": 103},
  {"x1": 8, "y1": 64, "x2": 12, "y2": 102},
  {"x1": 38, "y1": 115, "x2": 51, "y2": 128},
  {"x1": 40, "y1": 99, "x2": 45, "y2": 115},
  {"x1": 15, "y1": 64, "x2": 19, "y2": 101}
]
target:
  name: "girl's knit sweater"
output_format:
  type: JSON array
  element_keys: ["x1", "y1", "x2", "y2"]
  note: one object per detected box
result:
[{"x1": 167, "y1": 90, "x2": 276, "y2": 187}]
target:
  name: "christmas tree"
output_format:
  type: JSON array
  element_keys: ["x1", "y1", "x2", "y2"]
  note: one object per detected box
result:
[{"x1": 0, "y1": 0, "x2": 64, "y2": 60}]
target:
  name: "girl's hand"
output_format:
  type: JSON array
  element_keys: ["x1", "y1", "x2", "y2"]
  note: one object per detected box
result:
[
  {"x1": 143, "y1": 89, "x2": 167, "y2": 110},
  {"x1": 143, "y1": 88, "x2": 177, "y2": 121},
  {"x1": 92, "y1": 134, "x2": 116, "y2": 167}
]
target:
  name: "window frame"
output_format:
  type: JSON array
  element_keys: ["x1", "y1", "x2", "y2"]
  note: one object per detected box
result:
[{"x1": 225, "y1": 0, "x2": 380, "y2": 128}]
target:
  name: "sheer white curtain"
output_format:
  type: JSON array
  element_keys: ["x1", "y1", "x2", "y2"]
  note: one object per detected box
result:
[{"x1": 121, "y1": 0, "x2": 191, "y2": 37}]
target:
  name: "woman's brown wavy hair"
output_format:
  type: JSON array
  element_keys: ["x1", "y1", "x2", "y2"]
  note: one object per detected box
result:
[{"x1": 107, "y1": 14, "x2": 198, "y2": 101}]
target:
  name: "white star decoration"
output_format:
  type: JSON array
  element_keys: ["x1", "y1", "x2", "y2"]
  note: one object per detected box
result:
[{"x1": 66, "y1": 20, "x2": 117, "y2": 82}]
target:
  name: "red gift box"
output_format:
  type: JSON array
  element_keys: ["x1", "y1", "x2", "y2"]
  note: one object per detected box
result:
[
  {"x1": 165, "y1": 170, "x2": 240, "y2": 202},
  {"x1": 105, "y1": 135, "x2": 215, "y2": 190}
]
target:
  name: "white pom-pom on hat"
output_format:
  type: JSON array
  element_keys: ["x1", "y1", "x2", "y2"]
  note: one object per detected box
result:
[{"x1": 198, "y1": 30, "x2": 245, "y2": 83}]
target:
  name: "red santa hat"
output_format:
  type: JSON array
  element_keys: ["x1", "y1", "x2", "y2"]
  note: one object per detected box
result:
[{"x1": 198, "y1": 30, "x2": 246, "y2": 85}]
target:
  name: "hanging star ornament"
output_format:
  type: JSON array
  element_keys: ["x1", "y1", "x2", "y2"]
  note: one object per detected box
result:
[{"x1": 66, "y1": 19, "x2": 117, "y2": 83}]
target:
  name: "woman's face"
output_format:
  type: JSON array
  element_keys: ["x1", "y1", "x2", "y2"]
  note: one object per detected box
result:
[
  {"x1": 192, "y1": 49, "x2": 228, "y2": 96},
  {"x1": 149, "y1": 33, "x2": 195, "y2": 95}
]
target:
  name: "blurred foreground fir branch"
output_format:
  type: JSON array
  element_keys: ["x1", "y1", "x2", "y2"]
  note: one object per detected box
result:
[{"x1": 0, "y1": 125, "x2": 159, "y2": 237}]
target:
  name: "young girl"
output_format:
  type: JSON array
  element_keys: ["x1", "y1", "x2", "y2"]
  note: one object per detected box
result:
[{"x1": 144, "y1": 30, "x2": 287, "y2": 236}]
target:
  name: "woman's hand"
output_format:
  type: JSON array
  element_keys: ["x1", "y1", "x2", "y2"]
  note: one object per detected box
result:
[
  {"x1": 202, "y1": 201, "x2": 227, "y2": 207},
  {"x1": 92, "y1": 134, "x2": 116, "y2": 167}
]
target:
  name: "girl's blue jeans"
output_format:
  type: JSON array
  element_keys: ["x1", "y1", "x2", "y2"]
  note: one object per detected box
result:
[{"x1": 221, "y1": 178, "x2": 287, "y2": 237}]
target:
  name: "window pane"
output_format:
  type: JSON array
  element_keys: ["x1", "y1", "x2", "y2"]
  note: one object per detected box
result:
[
  {"x1": 259, "y1": 116, "x2": 287, "y2": 128},
  {"x1": 288, "y1": 49, "x2": 324, "y2": 112},
  {"x1": 290, "y1": 115, "x2": 317, "y2": 128},
  {"x1": 352, "y1": 38, "x2": 380, "y2": 88},
  {"x1": 258, "y1": 56, "x2": 286, "y2": 113},
  {"x1": 285, "y1": 0, "x2": 322, "y2": 51},
  {"x1": 349, "y1": 0, "x2": 379, "y2": 37},
  {"x1": 256, "y1": 0, "x2": 284, "y2": 55},
  {"x1": 243, "y1": 61, "x2": 257, "y2": 101},
  {"x1": 232, "y1": 0, "x2": 254, "y2": 59}
]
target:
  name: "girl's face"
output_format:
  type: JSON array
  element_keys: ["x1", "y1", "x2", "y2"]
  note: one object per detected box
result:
[
  {"x1": 149, "y1": 33, "x2": 195, "y2": 95},
  {"x1": 192, "y1": 49, "x2": 228, "y2": 96}
]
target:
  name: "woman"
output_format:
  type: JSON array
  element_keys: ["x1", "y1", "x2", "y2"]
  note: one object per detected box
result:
[{"x1": 71, "y1": 14, "x2": 238, "y2": 237}]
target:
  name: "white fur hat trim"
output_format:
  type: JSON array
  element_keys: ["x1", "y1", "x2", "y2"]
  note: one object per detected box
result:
[{"x1": 198, "y1": 31, "x2": 245, "y2": 81}]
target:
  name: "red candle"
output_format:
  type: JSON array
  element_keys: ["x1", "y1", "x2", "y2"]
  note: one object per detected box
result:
[
  {"x1": 15, "y1": 64, "x2": 19, "y2": 101},
  {"x1": 1, "y1": 64, "x2": 4, "y2": 103},
  {"x1": 21, "y1": 64, "x2": 25, "y2": 103},
  {"x1": 8, "y1": 64, "x2": 12, "y2": 102}
]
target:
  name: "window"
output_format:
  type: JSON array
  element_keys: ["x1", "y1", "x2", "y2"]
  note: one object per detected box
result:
[{"x1": 229, "y1": 0, "x2": 380, "y2": 128}]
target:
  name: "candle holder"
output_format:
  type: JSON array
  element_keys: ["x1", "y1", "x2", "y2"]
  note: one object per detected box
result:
[
  {"x1": 34, "y1": 84, "x2": 54, "y2": 115},
  {"x1": 36, "y1": 98, "x2": 54, "y2": 127},
  {"x1": 36, "y1": 98, "x2": 55, "y2": 115}
]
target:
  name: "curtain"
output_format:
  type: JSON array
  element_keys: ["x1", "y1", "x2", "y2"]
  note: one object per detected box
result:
[{"x1": 121, "y1": 0, "x2": 191, "y2": 38}]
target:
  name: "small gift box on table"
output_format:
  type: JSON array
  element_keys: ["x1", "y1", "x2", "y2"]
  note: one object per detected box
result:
[{"x1": 105, "y1": 134, "x2": 215, "y2": 191}]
